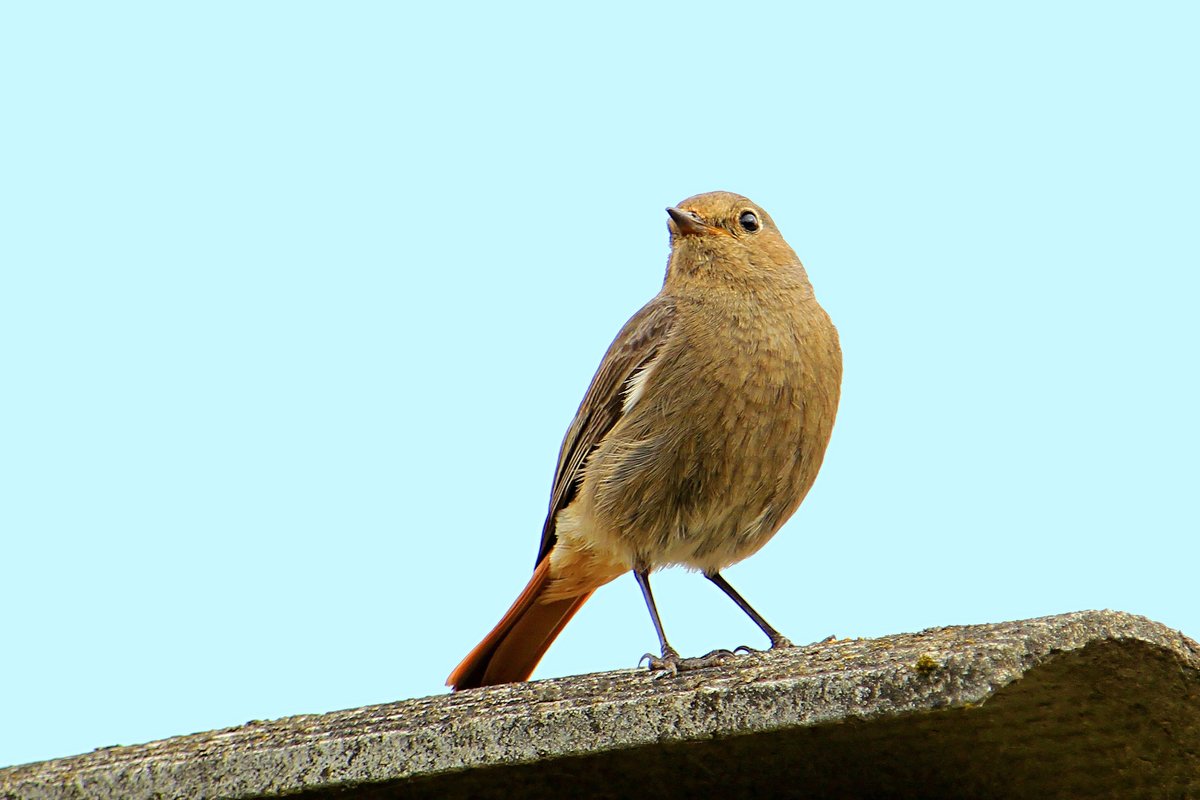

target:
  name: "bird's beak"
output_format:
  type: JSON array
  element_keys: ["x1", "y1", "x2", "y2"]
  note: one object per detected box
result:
[{"x1": 667, "y1": 207, "x2": 711, "y2": 237}]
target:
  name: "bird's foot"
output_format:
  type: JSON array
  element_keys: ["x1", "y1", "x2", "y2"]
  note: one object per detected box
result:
[
  {"x1": 640, "y1": 647, "x2": 739, "y2": 677},
  {"x1": 732, "y1": 634, "x2": 794, "y2": 655}
]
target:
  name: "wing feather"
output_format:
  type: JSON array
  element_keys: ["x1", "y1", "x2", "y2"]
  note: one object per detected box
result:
[{"x1": 534, "y1": 295, "x2": 677, "y2": 564}]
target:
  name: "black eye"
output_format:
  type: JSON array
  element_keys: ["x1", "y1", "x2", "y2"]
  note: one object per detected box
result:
[{"x1": 738, "y1": 211, "x2": 760, "y2": 232}]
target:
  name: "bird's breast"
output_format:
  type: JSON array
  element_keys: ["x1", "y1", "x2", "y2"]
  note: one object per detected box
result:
[{"x1": 583, "y1": 291, "x2": 842, "y2": 572}]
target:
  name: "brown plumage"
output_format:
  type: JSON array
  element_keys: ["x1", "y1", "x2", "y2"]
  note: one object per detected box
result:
[{"x1": 448, "y1": 191, "x2": 842, "y2": 691}]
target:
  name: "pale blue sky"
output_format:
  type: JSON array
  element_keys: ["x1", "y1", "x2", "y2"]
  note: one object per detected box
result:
[{"x1": 2, "y1": 2, "x2": 1197, "y2": 768}]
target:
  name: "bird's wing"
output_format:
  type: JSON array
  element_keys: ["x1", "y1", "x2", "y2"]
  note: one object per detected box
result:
[{"x1": 535, "y1": 294, "x2": 677, "y2": 565}]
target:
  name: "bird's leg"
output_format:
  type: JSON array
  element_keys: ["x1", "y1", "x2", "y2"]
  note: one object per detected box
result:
[
  {"x1": 635, "y1": 569, "x2": 736, "y2": 676},
  {"x1": 705, "y1": 571, "x2": 793, "y2": 650},
  {"x1": 635, "y1": 569, "x2": 679, "y2": 668}
]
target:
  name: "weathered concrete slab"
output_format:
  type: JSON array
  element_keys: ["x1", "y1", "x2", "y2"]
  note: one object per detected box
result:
[{"x1": 3, "y1": 610, "x2": 1198, "y2": 799}]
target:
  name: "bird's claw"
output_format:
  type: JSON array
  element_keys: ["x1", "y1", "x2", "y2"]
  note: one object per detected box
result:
[
  {"x1": 641, "y1": 648, "x2": 739, "y2": 678},
  {"x1": 733, "y1": 635, "x2": 795, "y2": 655},
  {"x1": 640, "y1": 652, "x2": 682, "y2": 678},
  {"x1": 638, "y1": 652, "x2": 665, "y2": 670}
]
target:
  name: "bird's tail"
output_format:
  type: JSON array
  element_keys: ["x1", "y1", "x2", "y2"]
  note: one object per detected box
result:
[{"x1": 447, "y1": 558, "x2": 593, "y2": 691}]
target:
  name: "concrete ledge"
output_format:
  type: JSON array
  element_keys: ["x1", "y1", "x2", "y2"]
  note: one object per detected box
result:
[{"x1": 3, "y1": 610, "x2": 1198, "y2": 799}]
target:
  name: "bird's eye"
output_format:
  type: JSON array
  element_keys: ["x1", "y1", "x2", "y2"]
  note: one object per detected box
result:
[{"x1": 738, "y1": 211, "x2": 760, "y2": 232}]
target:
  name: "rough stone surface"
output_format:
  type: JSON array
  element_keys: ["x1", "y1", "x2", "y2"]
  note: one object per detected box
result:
[{"x1": 2, "y1": 610, "x2": 1198, "y2": 799}]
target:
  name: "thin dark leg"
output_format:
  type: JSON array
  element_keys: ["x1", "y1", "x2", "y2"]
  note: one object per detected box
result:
[
  {"x1": 705, "y1": 571, "x2": 793, "y2": 648},
  {"x1": 635, "y1": 569, "x2": 735, "y2": 676},
  {"x1": 634, "y1": 568, "x2": 677, "y2": 659}
]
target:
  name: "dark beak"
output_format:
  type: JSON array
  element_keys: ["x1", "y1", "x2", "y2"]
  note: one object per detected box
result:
[{"x1": 667, "y1": 206, "x2": 710, "y2": 236}]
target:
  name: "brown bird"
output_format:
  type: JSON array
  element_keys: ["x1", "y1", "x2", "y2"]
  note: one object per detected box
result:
[{"x1": 448, "y1": 191, "x2": 842, "y2": 690}]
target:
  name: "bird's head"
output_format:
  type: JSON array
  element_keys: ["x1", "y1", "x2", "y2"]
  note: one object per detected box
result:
[{"x1": 665, "y1": 191, "x2": 804, "y2": 284}]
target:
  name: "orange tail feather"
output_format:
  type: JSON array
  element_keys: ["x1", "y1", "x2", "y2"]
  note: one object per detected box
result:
[{"x1": 447, "y1": 558, "x2": 593, "y2": 691}]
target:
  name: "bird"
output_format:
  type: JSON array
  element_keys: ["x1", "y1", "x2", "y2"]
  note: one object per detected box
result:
[{"x1": 447, "y1": 191, "x2": 842, "y2": 690}]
